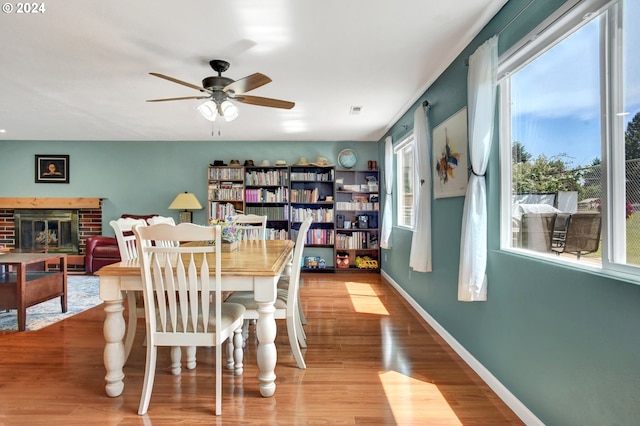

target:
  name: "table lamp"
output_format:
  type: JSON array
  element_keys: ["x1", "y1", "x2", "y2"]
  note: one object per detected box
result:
[{"x1": 168, "y1": 192, "x2": 203, "y2": 223}]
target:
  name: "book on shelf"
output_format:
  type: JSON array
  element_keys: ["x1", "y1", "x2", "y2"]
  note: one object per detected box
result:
[
  {"x1": 209, "y1": 202, "x2": 237, "y2": 220},
  {"x1": 245, "y1": 169, "x2": 288, "y2": 186},
  {"x1": 336, "y1": 231, "x2": 379, "y2": 249},
  {"x1": 245, "y1": 187, "x2": 289, "y2": 203},
  {"x1": 244, "y1": 205, "x2": 289, "y2": 220},
  {"x1": 290, "y1": 207, "x2": 334, "y2": 223},
  {"x1": 292, "y1": 227, "x2": 335, "y2": 245},
  {"x1": 290, "y1": 187, "x2": 320, "y2": 203},
  {"x1": 290, "y1": 169, "x2": 334, "y2": 182}
]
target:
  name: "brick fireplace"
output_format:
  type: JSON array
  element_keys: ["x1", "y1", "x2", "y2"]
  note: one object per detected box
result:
[{"x1": 0, "y1": 198, "x2": 103, "y2": 271}]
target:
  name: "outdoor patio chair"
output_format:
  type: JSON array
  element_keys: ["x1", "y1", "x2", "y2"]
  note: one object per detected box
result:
[{"x1": 551, "y1": 213, "x2": 601, "y2": 259}]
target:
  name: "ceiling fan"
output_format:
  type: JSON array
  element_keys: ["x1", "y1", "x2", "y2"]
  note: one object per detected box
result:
[{"x1": 147, "y1": 59, "x2": 295, "y2": 122}]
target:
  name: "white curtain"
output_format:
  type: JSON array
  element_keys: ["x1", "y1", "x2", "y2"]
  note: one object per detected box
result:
[
  {"x1": 409, "y1": 105, "x2": 432, "y2": 272},
  {"x1": 380, "y1": 136, "x2": 393, "y2": 249},
  {"x1": 458, "y1": 36, "x2": 498, "y2": 302}
]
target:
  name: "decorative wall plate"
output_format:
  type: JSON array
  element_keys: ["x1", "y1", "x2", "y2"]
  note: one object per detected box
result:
[{"x1": 338, "y1": 148, "x2": 357, "y2": 169}]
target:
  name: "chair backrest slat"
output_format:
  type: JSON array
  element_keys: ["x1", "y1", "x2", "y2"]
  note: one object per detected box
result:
[
  {"x1": 110, "y1": 217, "x2": 148, "y2": 261},
  {"x1": 135, "y1": 223, "x2": 221, "y2": 337}
]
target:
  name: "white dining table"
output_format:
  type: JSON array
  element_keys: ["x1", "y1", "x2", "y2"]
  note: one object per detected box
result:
[{"x1": 96, "y1": 239, "x2": 294, "y2": 398}]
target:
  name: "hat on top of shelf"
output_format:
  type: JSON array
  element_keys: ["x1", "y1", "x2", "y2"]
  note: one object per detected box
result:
[
  {"x1": 260, "y1": 159, "x2": 271, "y2": 166},
  {"x1": 311, "y1": 156, "x2": 333, "y2": 167},
  {"x1": 294, "y1": 157, "x2": 310, "y2": 165},
  {"x1": 243, "y1": 159, "x2": 254, "y2": 166},
  {"x1": 211, "y1": 160, "x2": 227, "y2": 166},
  {"x1": 229, "y1": 159, "x2": 241, "y2": 166},
  {"x1": 275, "y1": 160, "x2": 287, "y2": 166}
]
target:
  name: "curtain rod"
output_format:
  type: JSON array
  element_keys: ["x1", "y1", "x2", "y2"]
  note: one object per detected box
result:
[
  {"x1": 464, "y1": 0, "x2": 535, "y2": 66},
  {"x1": 389, "y1": 100, "x2": 430, "y2": 139}
]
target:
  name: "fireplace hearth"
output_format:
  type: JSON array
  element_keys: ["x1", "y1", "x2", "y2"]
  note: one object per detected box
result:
[{"x1": 14, "y1": 209, "x2": 79, "y2": 254}]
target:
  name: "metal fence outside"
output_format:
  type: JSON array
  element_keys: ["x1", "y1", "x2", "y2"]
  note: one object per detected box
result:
[{"x1": 529, "y1": 158, "x2": 640, "y2": 261}]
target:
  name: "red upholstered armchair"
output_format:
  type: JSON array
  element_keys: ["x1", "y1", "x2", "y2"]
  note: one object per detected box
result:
[
  {"x1": 85, "y1": 213, "x2": 158, "y2": 273},
  {"x1": 85, "y1": 236, "x2": 120, "y2": 273}
]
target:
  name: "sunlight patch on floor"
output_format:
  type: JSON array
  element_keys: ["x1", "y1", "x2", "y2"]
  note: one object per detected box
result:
[
  {"x1": 345, "y1": 281, "x2": 389, "y2": 315},
  {"x1": 379, "y1": 370, "x2": 462, "y2": 425}
]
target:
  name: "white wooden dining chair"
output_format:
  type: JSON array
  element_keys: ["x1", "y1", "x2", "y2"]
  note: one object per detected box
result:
[
  {"x1": 146, "y1": 215, "x2": 175, "y2": 226},
  {"x1": 110, "y1": 217, "x2": 148, "y2": 361},
  {"x1": 225, "y1": 216, "x2": 312, "y2": 369},
  {"x1": 147, "y1": 216, "x2": 180, "y2": 248},
  {"x1": 111, "y1": 216, "x2": 195, "y2": 372},
  {"x1": 233, "y1": 214, "x2": 267, "y2": 240},
  {"x1": 134, "y1": 223, "x2": 245, "y2": 416}
]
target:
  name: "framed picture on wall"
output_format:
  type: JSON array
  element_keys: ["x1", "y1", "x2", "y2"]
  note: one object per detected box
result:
[
  {"x1": 433, "y1": 107, "x2": 468, "y2": 199},
  {"x1": 35, "y1": 154, "x2": 69, "y2": 183}
]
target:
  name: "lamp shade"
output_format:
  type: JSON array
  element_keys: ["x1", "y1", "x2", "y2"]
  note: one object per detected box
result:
[
  {"x1": 221, "y1": 100, "x2": 239, "y2": 122},
  {"x1": 169, "y1": 192, "x2": 203, "y2": 223},
  {"x1": 168, "y1": 192, "x2": 203, "y2": 210},
  {"x1": 197, "y1": 100, "x2": 218, "y2": 121}
]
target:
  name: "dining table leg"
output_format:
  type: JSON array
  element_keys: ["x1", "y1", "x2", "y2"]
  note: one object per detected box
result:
[
  {"x1": 253, "y1": 276, "x2": 279, "y2": 397},
  {"x1": 100, "y1": 276, "x2": 127, "y2": 397},
  {"x1": 255, "y1": 300, "x2": 277, "y2": 397}
]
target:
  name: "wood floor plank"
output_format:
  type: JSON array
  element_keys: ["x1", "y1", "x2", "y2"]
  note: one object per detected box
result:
[{"x1": 0, "y1": 272, "x2": 524, "y2": 425}]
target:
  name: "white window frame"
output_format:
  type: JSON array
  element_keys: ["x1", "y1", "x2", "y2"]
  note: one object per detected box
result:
[
  {"x1": 394, "y1": 133, "x2": 417, "y2": 229},
  {"x1": 499, "y1": 0, "x2": 640, "y2": 281}
]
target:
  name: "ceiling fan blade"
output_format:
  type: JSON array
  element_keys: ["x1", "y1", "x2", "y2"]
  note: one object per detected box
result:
[
  {"x1": 149, "y1": 72, "x2": 209, "y2": 93},
  {"x1": 234, "y1": 95, "x2": 295, "y2": 109},
  {"x1": 224, "y1": 73, "x2": 272, "y2": 94},
  {"x1": 146, "y1": 96, "x2": 208, "y2": 102}
]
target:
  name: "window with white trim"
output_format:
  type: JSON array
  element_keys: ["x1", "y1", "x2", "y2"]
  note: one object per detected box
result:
[
  {"x1": 500, "y1": 0, "x2": 640, "y2": 278},
  {"x1": 395, "y1": 134, "x2": 416, "y2": 229}
]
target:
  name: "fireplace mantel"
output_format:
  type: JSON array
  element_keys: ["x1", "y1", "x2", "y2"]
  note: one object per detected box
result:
[{"x1": 0, "y1": 198, "x2": 103, "y2": 209}]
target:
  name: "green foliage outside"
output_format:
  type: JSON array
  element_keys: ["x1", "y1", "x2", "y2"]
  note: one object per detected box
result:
[{"x1": 513, "y1": 112, "x2": 640, "y2": 201}]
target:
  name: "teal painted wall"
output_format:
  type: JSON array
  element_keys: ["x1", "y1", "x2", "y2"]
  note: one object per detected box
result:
[
  {"x1": 380, "y1": 0, "x2": 640, "y2": 424},
  {"x1": 0, "y1": 140, "x2": 378, "y2": 235}
]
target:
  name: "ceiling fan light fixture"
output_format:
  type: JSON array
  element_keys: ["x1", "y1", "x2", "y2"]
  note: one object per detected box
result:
[
  {"x1": 221, "y1": 100, "x2": 239, "y2": 122},
  {"x1": 149, "y1": 60, "x2": 293, "y2": 127},
  {"x1": 197, "y1": 100, "x2": 218, "y2": 121}
]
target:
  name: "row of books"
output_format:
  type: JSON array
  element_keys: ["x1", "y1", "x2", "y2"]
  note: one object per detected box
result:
[
  {"x1": 245, "y1": 187, "x2": 289, "y2": 203},
  {"x1": 290, "y1": 170, "x2": 334, "y2": 182},
  {"x1": 290, "y1": 188, "x2": 320, "y2": 203},
  {"x1": 209, "y1": 202, "x2": 237, "y2": 220},
  {"x1": 265, "y1": 228, "x2": 289, "y2": 240},
  {"x1": 208, "y1": 182, "x2": 244, "y2": 201},
  {"x1": 245, "y1": 170, "x2": 288, "y2": 186},
  {"x1": 244, "y1": 206, "x2": 289, "y2": 220},
  {"x1": 292, "y1": 228, "x2": 335, "y2": 245},
  {"x1": 335, "y1": 231, "x2": 379, "y2": 249},
  {"x1": 209, "y1": 168, "x2": 244, "y2": 180},
  {"x1": 335, "y1": 201, "x2": 379, "y2": 211},
  {"x1": 290, "y1": 207, "x2": 334, "y2": 223}
]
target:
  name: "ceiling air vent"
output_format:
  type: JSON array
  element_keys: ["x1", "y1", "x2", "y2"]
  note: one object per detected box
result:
[{"x1": 350, "y1": 106, "x2": 363, "y2": 115}]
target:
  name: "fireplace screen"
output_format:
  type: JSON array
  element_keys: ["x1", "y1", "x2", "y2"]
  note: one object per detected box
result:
[{"x1": 14, "y1": 209, "x2": 79, "y2": 254}]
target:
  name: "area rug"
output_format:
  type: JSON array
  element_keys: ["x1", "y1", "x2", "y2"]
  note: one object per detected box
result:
[{"x1": 0, "y1": 275, "x2": 102, "y2": 332}]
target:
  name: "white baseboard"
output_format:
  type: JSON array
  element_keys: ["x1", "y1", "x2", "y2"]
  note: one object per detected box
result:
[{"x1": 380, "y1": 270, "x2": 543, "y2": 426}]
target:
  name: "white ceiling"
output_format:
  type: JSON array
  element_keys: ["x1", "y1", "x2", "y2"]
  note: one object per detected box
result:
[{"x1": 0, "y1": 0, "x2": 507, "y2": 142}]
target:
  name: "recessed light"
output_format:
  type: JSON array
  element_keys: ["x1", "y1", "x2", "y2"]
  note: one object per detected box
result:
[{"x1": 0, "y1": 129, "x2": 6, "y2": 133}]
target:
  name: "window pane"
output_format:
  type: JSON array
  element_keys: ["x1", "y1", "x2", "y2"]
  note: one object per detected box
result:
[
  {"x1": 622, "y1": 0, "x2": 640, "y2": 266},
  {"x1": 510, "y1": 17, "x2": 602, "y2": 263},
  {"x1": 396, "y1": 138, "x2": 415, "y2": 228}
]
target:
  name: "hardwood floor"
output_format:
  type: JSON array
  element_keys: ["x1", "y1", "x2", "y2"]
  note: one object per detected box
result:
[{"x1": 0, "y1": 272, "x2": 523, "y2": 425}]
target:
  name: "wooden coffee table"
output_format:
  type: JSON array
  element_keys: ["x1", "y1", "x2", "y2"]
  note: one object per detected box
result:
[{"x1": 0, "y1": 253, "x2": 67, "y2": 331}]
